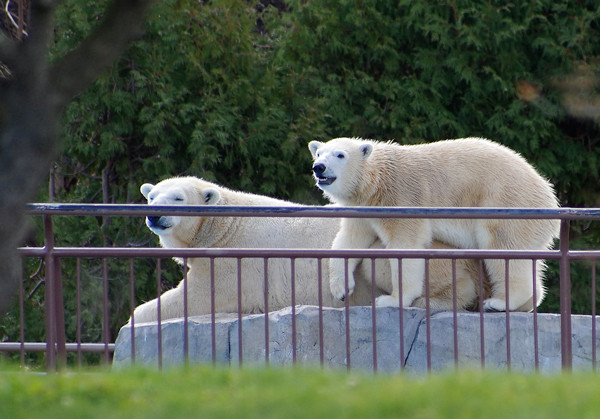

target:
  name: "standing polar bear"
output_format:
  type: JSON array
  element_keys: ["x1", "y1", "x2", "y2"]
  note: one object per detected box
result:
[
  {"x1": 309, "y1": 137, "x2": 560, "y2": 312},
  {"x1": 131, "y1": 176, "x2": 491, "y2": 323}
]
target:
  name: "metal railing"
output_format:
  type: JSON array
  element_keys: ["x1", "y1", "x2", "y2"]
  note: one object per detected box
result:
[{"x1": 7, "y1": 204, "x2": 600, "y2": 371}]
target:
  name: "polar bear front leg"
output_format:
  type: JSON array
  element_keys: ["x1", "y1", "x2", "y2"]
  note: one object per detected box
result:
[
  {"x1": 374, "y1": 219, "x2": 431, "y2": 308},
  {"x1": 375, "y1": 258, "x2": 425, "y2": 308},
  {"x1": 330, "y1": 218, "x2": 377, "y2": 301},
  {"x1": 131, "y1": 285, "x2": 187, "y2": 323}
]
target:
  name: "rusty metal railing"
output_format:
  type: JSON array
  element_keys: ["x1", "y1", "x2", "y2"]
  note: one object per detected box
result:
[{"x1": 8, "y1": 204, "x2": 600, "y2": 371}]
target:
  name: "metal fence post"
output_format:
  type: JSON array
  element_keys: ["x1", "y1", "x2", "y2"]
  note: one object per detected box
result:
[
  {"x1": 54, "y1": 257, "x2": 67, "y2": 368},
  {"x1": 43, "y1": 215, "x2": 56, "y2": 370},
  {"x1": 559, "y1": 219, "x2": 573, "y2": 370},
  {"x1": 43, "y1": 215, "x2": 67, "y2": 370}
]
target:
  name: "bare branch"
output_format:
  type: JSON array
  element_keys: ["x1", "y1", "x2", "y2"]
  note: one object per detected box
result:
[
  {"x1": 10, "y1": 0, "x2": 55, "y2": 83},
  {"x1": 49, "y1": 0, "x2": 157, "y2": 109},
  {"x1": 4, "y1": 0, "x2": 29, "y2": 37}
]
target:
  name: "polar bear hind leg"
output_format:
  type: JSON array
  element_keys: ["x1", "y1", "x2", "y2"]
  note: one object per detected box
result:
[{"x1": 482, "y1": 257, "x2": 544, "y2": 312}]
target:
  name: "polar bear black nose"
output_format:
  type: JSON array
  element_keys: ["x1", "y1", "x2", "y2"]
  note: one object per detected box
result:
[
  {"x1": 313, "y1": 163, "x2": 326, "y2": 176},
  {"x1": 147, "y1": 216, "x2": 161, "y2": 226}
]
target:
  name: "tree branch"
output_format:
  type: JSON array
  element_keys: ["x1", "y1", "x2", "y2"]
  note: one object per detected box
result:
[
  {"x1": 49, "y1": 0, "x2": 157, "y2": 109},
  {"x1": 14, "y1": 0, "x2": 55, "y2": 84}
]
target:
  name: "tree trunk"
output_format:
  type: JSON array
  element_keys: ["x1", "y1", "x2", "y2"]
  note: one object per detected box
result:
[{"x1": 0, "y1": 0, "x2": 156, "y2": 316}]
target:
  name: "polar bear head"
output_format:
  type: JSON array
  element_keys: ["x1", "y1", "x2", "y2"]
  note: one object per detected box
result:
[
  {"x1": 140, "y1": 177, "x2": 221, "y2": 247},
  {"x1": 308, "y1": 137, "x2": 373, "y2": 204}
]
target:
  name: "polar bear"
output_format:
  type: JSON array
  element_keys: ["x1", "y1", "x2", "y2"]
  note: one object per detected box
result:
[
  {"x1": 309, "y1": 137, "x2": 560, "y2": 312},
  {"x1": 131, "y1": 176, "x2": 490, "y2": 323}
]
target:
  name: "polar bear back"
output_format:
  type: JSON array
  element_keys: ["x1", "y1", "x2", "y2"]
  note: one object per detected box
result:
[
  {"x1": 360, "y1": 138, "x2": 558, "y2": 209},
  {"x1": 201, "y1": 185, "x2": 338, "y2": 249}
]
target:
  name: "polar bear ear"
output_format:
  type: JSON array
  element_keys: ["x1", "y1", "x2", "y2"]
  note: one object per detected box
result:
[
  {"x1": 360, "y1": 143, "x2": 373, "y2": 158},
  {"x1": 140, "y1": 183, "x2": 154, "y2": 199},
  {"x1": 308, "y1": 141, "x2": 323, "y2": 158},
  {"x1": 202, "y1": 188, "x2": 221, "y2": 205}
]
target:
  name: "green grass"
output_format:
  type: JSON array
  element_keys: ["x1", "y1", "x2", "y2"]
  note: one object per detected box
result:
[{"x1": 0, "y1": 365, "x2": 599, "y2": 419}]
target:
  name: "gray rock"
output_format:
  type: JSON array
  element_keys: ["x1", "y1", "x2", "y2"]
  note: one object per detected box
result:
[
  {"x1": 113, "y1": 305, "x2": 600, "y2": 373},
  {"x1": 113, "y1": 313, "x2": 236, "y2": 368}
]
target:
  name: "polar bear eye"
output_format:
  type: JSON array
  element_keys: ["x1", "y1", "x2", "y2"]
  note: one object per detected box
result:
[
  {"x1": 174, "y1": 196, "x2": 184, "y2": 202},
  {"x1": 337, "y1": 153, "x2": 345, "y2": 159}
]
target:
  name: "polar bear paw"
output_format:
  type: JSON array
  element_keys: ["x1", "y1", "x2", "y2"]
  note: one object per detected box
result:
[
  {"x1": 375, "y1": 295, "x2": 400, "y2": 308},
  {"x1": 330, "y1": 276, "x2": 355, "y2": 301},
  {"x1": 483, "y1": 298, "x2": 508, "y2": 312}
]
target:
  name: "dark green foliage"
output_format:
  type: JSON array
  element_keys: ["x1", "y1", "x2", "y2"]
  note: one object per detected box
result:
[
  {"x1": 56, "y1": 0, "x2": 322, "y2": 202},
  {"x1": 52, "y1": 0, "x2": 600, "y2": 205},
  {"x1": 275, "y1": 0, "x2": 600, "y2": 206},
  {"x1": 3, "y1": 0, "x2": 600, "y2": 365}
]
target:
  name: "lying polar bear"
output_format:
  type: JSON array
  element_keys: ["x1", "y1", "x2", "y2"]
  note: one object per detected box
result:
[{"x1": 131, "y1": 176, "x2": 490, "y2": 323}]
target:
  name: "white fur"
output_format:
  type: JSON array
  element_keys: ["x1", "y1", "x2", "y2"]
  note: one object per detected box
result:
[
  {"x1": 309, "y1": 137, "x2": 560, "y2": 312},
  {"x1": 131, "y1": 176, "x2": 495, "y2": 323},
  {"x1": 133, "y1": 177, "x2": 383, "y2": 323}
]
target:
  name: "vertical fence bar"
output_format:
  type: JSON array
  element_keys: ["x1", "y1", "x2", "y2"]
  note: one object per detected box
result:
[
  {"x1": 237, "y1": 258, "x2": 243, "y2": 367},
  {"x1": 425, "y1": 259, "x2": 431, "y2": 372},
  {"x1": 504, "y1": 259, "x2": 511, "y2": 371},
  {"x1": 102, "y1": 258, "x2": 110, "y2": 365},
  {"x1": 591, "y1": 262, "x2": 597, "y2": 371},
  {"x1": 156, "y1": 258, "x2": 162, "y2": 370},
  {"x1": 317, "y1": 258, "x2": 324, "y2": 367},
  {"x1": 19, "y1": 261, "x2": 25, "y2": 367},
  {"x1": 451, "y1": 259, "x2": 458, "y2": 368},
  {"x1": 371, "y1": 257, "x2": 377, "y2": 374},
  {"x1": 76, "y1": 258, "x2": 82, "y2": 367},
  {"x1": 478, "y1": 259, "x2": 485, "y2": 368},
  {"x1": 263, "y1": 258, "x2": 269, "y2": 366},
  {"x1": 291, "y1": 258, "x2": 297, "y2": 365},
  {"x1": 54, "y1": 258, "x2": 67, "y2": 369},
  {"x1": 532, "y1": 259, "x2": 539, "y2": 372},
  {"x1": 344, "y1": 258, "x2": 351, "y2": 371},
  {"x1": 129, "y1": 258, "x2": 136, "y2": 364},
  {"x1": 398, "y1": 259, "x2": 404, "y2": 370},
  {"x1": 209, "y1": 257, "x2": 216, "y2": 365},
  {"x1": 559, "y1": 219, "x2": 573, "y2": 370},
  {"x1": 43, "y1": 215, "x2": 57, "y2": 371},
  {"x1": 183, "y1": 258, "x2": 189, "y2": 367}
]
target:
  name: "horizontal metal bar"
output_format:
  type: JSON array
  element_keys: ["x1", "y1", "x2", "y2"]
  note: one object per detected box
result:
[
  {"x1": 26, "y1": 203, "x2": 600, "y2": 220},
  {"x1": 18, "y1": 246, "x2": 568, "y2": 260},
  {"x1": 567, "y1": 250, "x2": 600, "y2": 260},
  {"x1": 0, "y1": 342, "x2": 115, "y2": 353}
]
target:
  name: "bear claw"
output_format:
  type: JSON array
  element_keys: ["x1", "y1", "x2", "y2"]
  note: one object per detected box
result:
[{"x1": 483, "y1": 298, "x2": 508, "y2": 312}]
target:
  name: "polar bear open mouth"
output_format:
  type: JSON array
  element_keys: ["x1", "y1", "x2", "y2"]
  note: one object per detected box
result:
[{"x1": 317, "y1": 176, "x2": 336, "y2": 186}]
